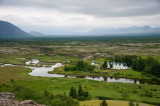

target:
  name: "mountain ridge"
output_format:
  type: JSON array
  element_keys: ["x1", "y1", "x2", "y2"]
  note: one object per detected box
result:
[
  {"x1": 86, "y1": 26, "x2": 160, "y2": 35},
  {"x1": 0, "y1": 20, "x2": 160, "y2": 37},
  {"x1": 0, "y1": 20, "x2": 32, "y2": 38}
]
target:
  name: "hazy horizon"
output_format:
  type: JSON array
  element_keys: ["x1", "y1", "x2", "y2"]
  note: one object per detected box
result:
[{"x1": 0, "y1": 0, "x2": 160, "y2": 34}]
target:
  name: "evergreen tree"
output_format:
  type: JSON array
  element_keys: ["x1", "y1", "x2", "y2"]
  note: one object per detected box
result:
[
  {"x1": 72, "y1": 66, "x2": 77, "y2": 71},
  {"x1": 101, "y1": 100, "x2": 108, "y2": 106},
  {"x1": 151, "y1": 60, "x2": 160, "y2": 77},
  {"x1": 137, "y1": 57, "x2": 145, "y2": 71},
  {"x1": 146, "y1": 56, "x2": 154, "y2": 66},
  {"x1": 102, "y1": 60, "x2": 107, "y2": 70},
  {"x1": 69, "y1": 86, "x2": 74, "y2": 98},
  {"x1": 110, "y1": 64, "x2": 113, "y2": 68},
  {"x1": 132, "y1": 58, "x2": 138, "y2": 70},
  {"x1": 114, "y1": 55, "x2": 123, "y2": 62},
  {"x1": 73, "y1": 88, "x2": 77, "y2": 98},
  {"x1": 78, "y1": 84, "x2": 83, "y2": 97},
  {"x1": 69, "y1": 86, "x2": 77, "y2": 98},
  {"x1": 76, "y1": 60, "x2": 86, "y2": 71}
]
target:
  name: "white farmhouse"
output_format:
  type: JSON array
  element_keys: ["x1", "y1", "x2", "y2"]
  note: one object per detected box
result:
[
  {"x1": 91, "y1": 60, "x2": 100, "y2": 69},
  {"x1": 26, "y1": 59, "x2": 39, "y2": 65},
  {"x1": 107, "y1": 62, "x2": 128, "y2": 70}
]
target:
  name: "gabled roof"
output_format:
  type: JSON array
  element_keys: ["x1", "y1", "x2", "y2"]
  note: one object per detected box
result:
[
  {"x1": 122, "y1": 63, "x2": 127, "y2": 67},
  {"x1": 93, "y1": 61, "x2": 98, "y2": 64},
  {"x1": 92, "y1": 60, "x2": 98, "y2": 64},
  {"x1": 108, "y1": 62, "x2": 128, "y2": 67}
]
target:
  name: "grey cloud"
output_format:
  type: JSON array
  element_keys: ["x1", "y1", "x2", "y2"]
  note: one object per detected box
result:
[{"x1": 0, "y1": 0, "x2": 160, "y2": 17}]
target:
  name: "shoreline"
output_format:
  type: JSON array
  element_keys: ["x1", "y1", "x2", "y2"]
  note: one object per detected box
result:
[
  {"x1": 48, "y1": 71, "x2": 160, "y2": 85},
  {"x1": 48, "y1": 71, "x2": 160, "y2": 80}
]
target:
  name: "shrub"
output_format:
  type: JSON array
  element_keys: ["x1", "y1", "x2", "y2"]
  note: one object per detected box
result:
[
  {"x1": 101, "y1": 100, "x2": 108, "y2": 106},
  {"x1": 96, "y1": 96, "x2": 112, "y2": 100}
]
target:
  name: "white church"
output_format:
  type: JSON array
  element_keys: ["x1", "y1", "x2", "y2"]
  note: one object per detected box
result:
[
  {"x1": 91, "y1": 60, "x2": 100, "y2": 69},
  {"x1": 91, "y1": 60, "x2": 128, "y2": 70},
  {"x1": 107, "y1": 62, "x2": 128, "y2": 70}
]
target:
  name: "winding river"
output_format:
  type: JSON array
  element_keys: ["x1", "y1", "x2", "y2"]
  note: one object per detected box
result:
[{"x1": 28, "y1": 63, "x2": 160, "y2": 85}]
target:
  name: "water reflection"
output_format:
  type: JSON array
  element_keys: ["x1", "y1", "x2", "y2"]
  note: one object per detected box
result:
[{"x1": 28, "y1": 64, "x2": 160, "y2": 85}]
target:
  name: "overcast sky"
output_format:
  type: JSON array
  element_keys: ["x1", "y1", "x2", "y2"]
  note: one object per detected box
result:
[{"x1": 0, "y1": 0, "x2": 160, "y2": 34}]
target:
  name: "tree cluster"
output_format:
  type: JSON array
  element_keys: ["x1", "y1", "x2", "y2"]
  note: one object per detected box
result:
[
  {"x1": 114, "y1": 55, "x2": 160, "y2": 78},
  {"x1": 64, "y1": 60, "x2": 95, "y2": 72},
  {"x1": 0, "y1": 82, "x2": 79, "y2": 106},
  {"x1": 114, "y1": 55, "x2": 137, "y2": 67},
  {"x1": 102, "y1": 60, "x2": 108, "y2": 70},
  {"x1": 69, "y1": 84, "x2": 90, "y2": 100}
]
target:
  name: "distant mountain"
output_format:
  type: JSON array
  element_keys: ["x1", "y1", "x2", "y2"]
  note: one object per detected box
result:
[
  {"x1": 49, "y1": 30, "x2": 80, "y2": 35},
  {"x1": 1, "y1": 20, "x2": 159, "y2": 37},
  {"x1": 29, "y1": 31, "x2": 45, "y2": 36},
  {"x1": 30, "y1": 30, "x2": 80, "y2": 36},
  {"x1": 86, "y1": 26, "x2": 160, "y2": 35},
  {"x1": 0, "y1": 20, "x2": 32, "y2": 38}
]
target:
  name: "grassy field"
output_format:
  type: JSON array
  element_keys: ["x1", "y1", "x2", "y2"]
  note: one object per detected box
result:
[
  {"x1": 80, "y1": 100, "x2": 153, "y2": 106},
  {"x1": 0, "y1": 66, "x2": 160, "y2": 105},
  {"x1": 110, "y1": 70, "x2": 146, "y2": 79},
  {"x1": 0, "y1": 53, "x2": 79, "y2": 66},
  {"x1": 0, "y1": 52, "x2": 157, "y2": 80},
  {"x1": 0, "y1": 37, "x2": 160, "y2": 105}
]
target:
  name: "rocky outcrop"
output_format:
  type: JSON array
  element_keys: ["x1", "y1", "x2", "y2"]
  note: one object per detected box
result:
[
  {"x1": 0, "y1": 92, "x2": 15, "y2": 100},
  {"x1": 0, "y1": 92, "x2": 45, "y2": 106}
]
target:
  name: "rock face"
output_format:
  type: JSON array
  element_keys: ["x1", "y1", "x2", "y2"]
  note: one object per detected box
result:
[
  {"x1": 0, "y1": 92, "x2": 16, "y2": 106},
  {"x1": 0, "y1": 92, "x2": 45, "y2": 106},
  {"x1": 0, "y1": 92, "x2": 15, "y2": 100}
]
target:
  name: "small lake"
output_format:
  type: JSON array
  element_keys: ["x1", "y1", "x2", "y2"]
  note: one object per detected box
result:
[
  {"x1": 28, "y1": 63, "x2": 160, "y2": 85},
  {"x1": 28, "y1": 63, "x2": 64, "y2": 77}
]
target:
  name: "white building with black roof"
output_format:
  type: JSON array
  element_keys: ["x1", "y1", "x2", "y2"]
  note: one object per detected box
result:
[
  {"x1": 107, "y1": 62, "x2": 128, "y2": 70},
  {"x1": 91, "y1": 60, "x2": 100, "y2": 69}
]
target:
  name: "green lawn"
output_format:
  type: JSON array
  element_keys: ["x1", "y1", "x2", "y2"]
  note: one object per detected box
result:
[
  {"x1": 110, "y1": 70, "x2": 145, "y2": 79},
  {"x1": 0, "y1": 54, "x2": 27, "y2": 65},
  {"x1": 0, "y1": 66, "x2": 160, "y2": 105}
]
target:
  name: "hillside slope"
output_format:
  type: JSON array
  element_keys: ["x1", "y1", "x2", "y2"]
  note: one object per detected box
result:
[{"x1": 0, "y1": 20, "x2": 32, "y2": 38}]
